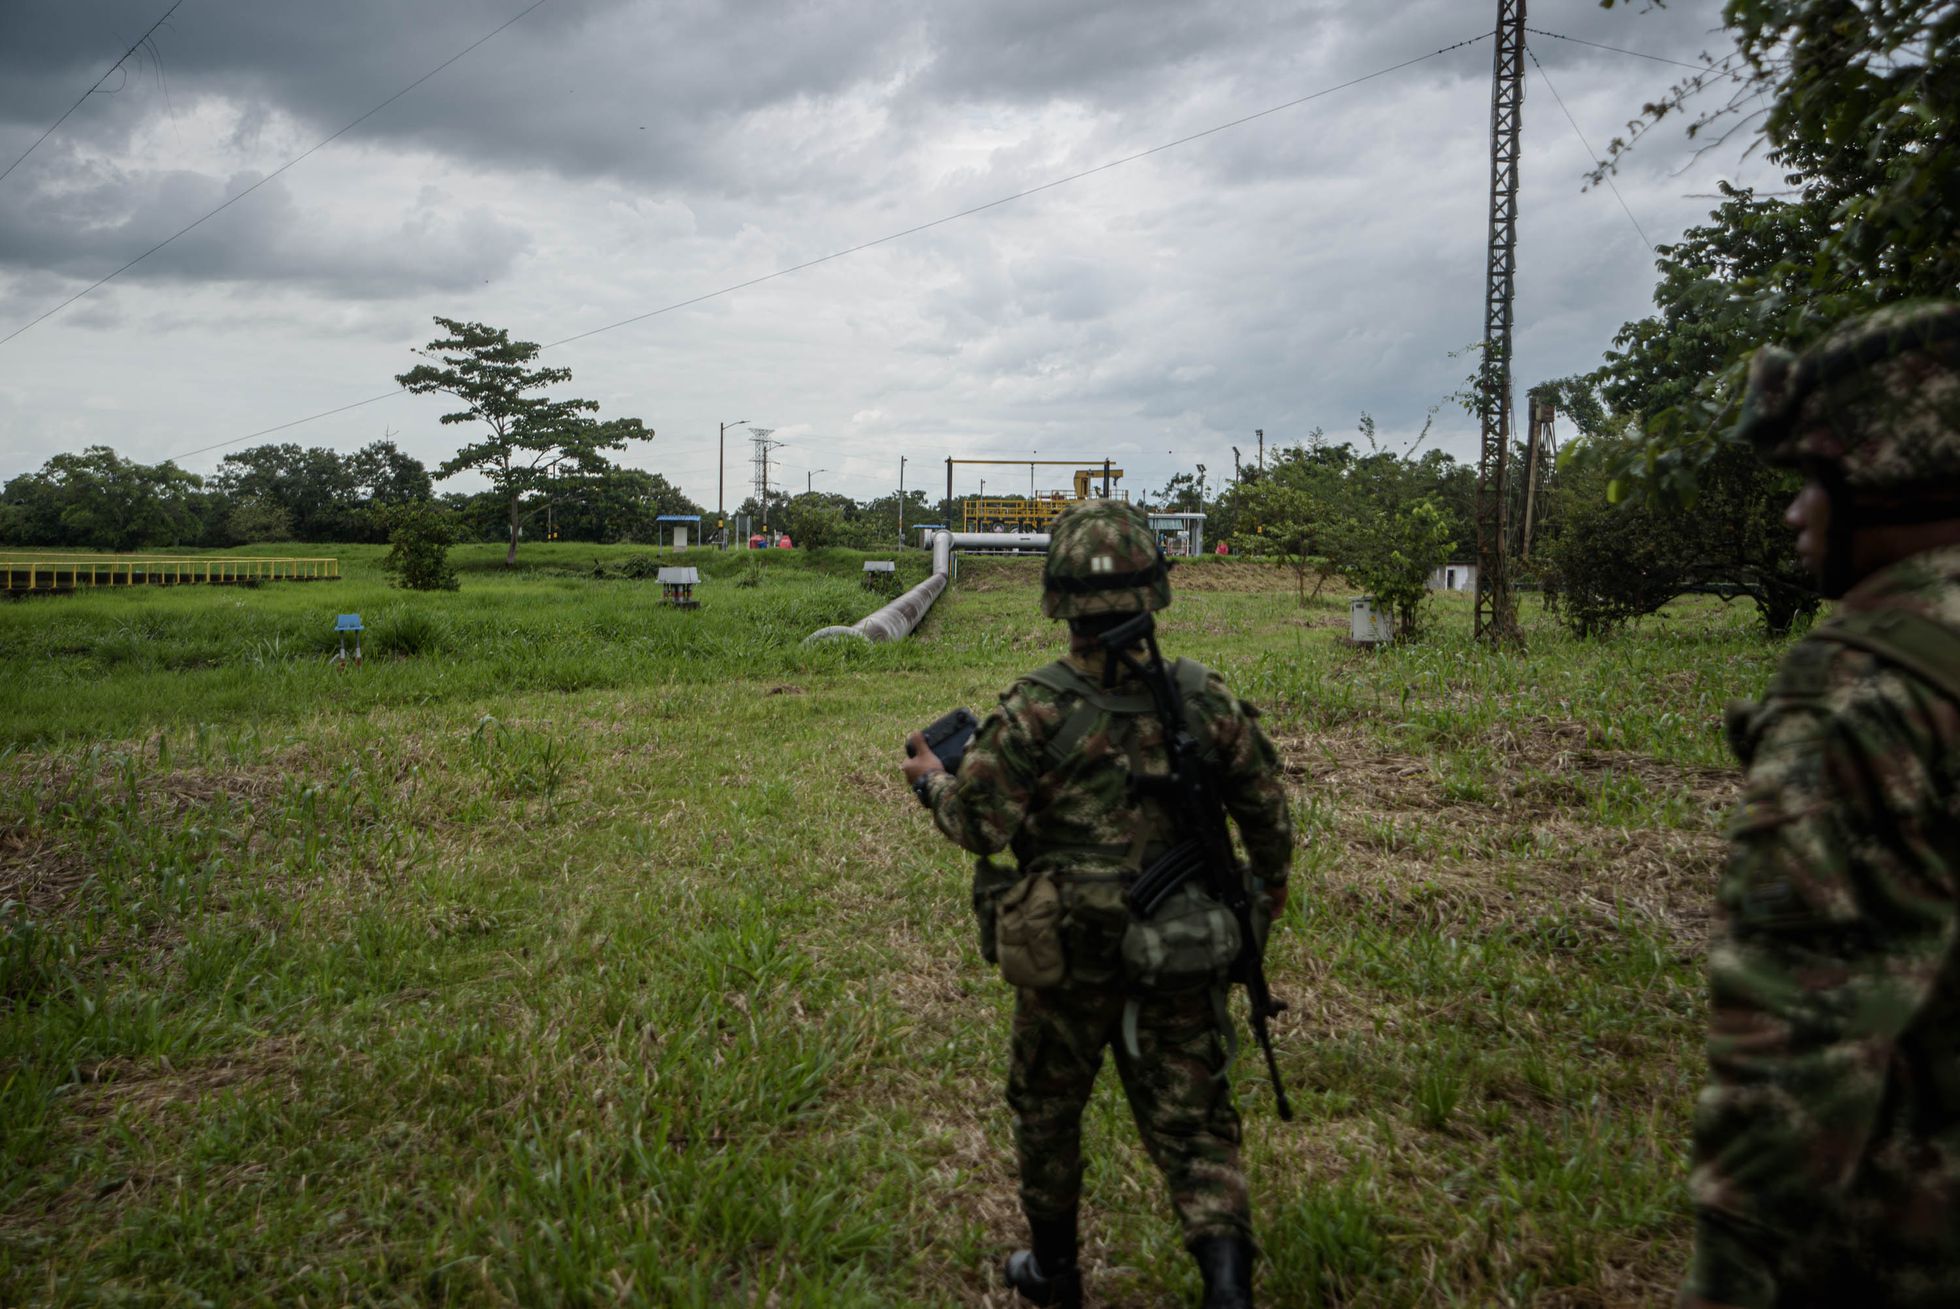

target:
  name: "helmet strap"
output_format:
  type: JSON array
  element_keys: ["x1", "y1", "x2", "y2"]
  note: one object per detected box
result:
[{"x1": 1817, "y1": 464, "x2": 1860, "y2": 599}]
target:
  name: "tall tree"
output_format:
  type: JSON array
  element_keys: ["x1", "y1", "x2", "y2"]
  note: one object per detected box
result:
[
  {"x1": 1597, "y1": 0, "x2": 1959, "y2": 497},
  {"x1": 395, "y1": 318, "x2": 650, "y2": 565}
]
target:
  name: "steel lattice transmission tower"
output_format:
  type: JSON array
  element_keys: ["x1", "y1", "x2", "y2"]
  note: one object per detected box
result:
[
  {"x1": 1474, "y1": 0, "x2": 1526, "y2": 645},
  {"x1": 749, "y1": 427, "x2": 782, "y2": 534}
]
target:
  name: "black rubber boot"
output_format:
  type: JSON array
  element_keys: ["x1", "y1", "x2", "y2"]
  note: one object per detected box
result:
[
  {"x1": 1192, "y1": 1235, "x2": 1254, "y2": 1308},
  {"x1": 1003, "y1": 1212, "x2": 1081, "y2": 1309}
]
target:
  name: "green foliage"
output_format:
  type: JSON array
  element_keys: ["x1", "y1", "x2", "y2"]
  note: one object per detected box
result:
[
  {"x1": 225, "y1": 499, "x2": 294, "y2": 543},
  {"x1": 1155, "y1": 470, "x2": 1206, "y2": 513},
  {"x1": 1348, "y1": 499, "x2": 1456, "y2": 641},
  {"x1": 0, "y1": 445, "x2": 205, "y2": 550},
  {"x1": 396, "y1": 317, "x2": 650, "y2": 566},
  {"x1": 1226, "y1": 420, "x2": 1468, "y2": 632},
  {"x1": 212, "y1": 442, "x2": 360, "y2": 540},
  {"x1": 380, "y1": 502, "x2": 462, "y2": 592},
  {"x1": 542, "y1": 467, "x2": 702, "y2": 544},
  {"x1": 1538, "y1": 432, "x2": 1818, "y2": 637},
  {"x1": 773, "y1": 494, "x2": 847, "y2": 549},
  {"x1": 0, "y1": 440, "x2": 440, "y2": 550},
  {"x1": 1596, "y1": 0, "x2": 1960, "y2": 496}
]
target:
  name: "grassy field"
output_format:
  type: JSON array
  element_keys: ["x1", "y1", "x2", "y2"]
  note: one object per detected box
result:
[{"x1": 0, "y1": 545, "x2": 1788, "y2": 1305}]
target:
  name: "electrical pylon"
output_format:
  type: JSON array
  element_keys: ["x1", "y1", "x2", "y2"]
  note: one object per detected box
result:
[{"x1": 1474, "y1": 0, "x2": 1526, "y2": 645}]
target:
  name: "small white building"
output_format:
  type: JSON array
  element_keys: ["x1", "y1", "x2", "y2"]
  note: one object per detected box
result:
[
  {"x1": 1146, "y1": 512, "x2": 1207, "y2": 557},
  {"x1": 1429, "y1": 562, "x2": 1476, "y2": 592}
]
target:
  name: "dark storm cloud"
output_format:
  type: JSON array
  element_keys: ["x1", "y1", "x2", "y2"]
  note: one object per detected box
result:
[
  {"x1": 0, "y1": 1, "x2": 1722, "y2": 197},
  {"x1": 0, "y1": 0, "x2": 1748, "y2": 493},
  {"x1": 0, "y1": 1, "x2": 912, "y2": 189},
  {"x1": 0, "y1": 158, "x2": 530, "y2": 297}
]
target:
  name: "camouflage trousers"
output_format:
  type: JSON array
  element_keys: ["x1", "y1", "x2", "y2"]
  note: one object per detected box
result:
[{"x1": 1007, "y1": 983, "x2": 1250, "y2": 1248}]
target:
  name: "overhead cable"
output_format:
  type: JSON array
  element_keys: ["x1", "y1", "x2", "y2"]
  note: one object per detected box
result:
[
  {"x1": 0, "y1": 0, "x2": 551, "y2": 349},
  {"x1": 542, "y1": 30, "x2": 1493, "y2": 349},
  {"x1": 0, "y1": 0, "x2": 188, "y2": 186},
  {"x1": 1522, "y1": 25, "x2": 1722, "y2": 74},
  {"x1": 1526, "y1": 45, "x2": 1655, "y2": 254},
  {"x1": 167, "y1": 29, "x2": 1492, "y2": 464},
  {"x1": 166, "y1": 389, "x2": 410, "y2": 462}
]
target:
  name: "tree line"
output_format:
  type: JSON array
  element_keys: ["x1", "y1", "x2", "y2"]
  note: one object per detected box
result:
[{"x1": 0, "y1": 439, "x2": 703, "y2": 555}]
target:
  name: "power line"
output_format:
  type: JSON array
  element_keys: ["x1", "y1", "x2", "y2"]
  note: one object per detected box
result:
[
  {"x1": 0, "y1": 0, "x2": 188, "y2": 186},
  {"x1": 165, "y1": 29, "x2": 1494, "y2": 464},
  {"x1": 540, "y1": 29, "x2": 1493, "y2": 349},
  {"x1": 1522, "y1": 25, "x2": 1720, "y2": 74},
  {"x1": 168, "y1": 389, "x2": 408, "y2": 462},
  {"x1": 0, "y1": 0, "x2": 550, "y2": 350},
  {"x1": 1526, "y1": 44, "x2": 1654, "y2": 254}
]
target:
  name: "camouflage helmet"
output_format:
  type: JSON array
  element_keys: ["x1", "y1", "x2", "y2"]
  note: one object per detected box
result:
[
  {"x1": 1041, "y1": 499, "x2": 1172, "y2": 620},
  {"x1": 1735, "y1": 301, "x2": 1960, "y2": 497}
]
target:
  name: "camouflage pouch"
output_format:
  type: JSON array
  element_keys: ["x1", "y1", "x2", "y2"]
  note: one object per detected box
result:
[
  {"x1": 970, "y1": 857, "x2": 1019, "y2": 964},
  {"x1": 1121, "y1": 880, "x2": 1241, "y2": 995},
  {"x1": 1056, "y1": 874, "x2": 1131, "y2": 987},
  {"x1": 996, "y1": 872, "x2": 1066, "y2": 989}
]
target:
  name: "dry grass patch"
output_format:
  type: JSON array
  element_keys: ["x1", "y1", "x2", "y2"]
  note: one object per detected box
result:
[{"x1": 0, "y1": 827, "x2": 92, "y2": 918}]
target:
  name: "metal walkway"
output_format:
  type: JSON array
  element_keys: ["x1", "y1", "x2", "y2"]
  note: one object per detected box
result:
[{"x1": 2, "y1": 555, "x2": 340, "y2": 594}]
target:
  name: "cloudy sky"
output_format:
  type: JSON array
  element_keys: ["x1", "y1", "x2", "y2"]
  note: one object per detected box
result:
[{"x1": 0, "y1": 0, "x2": 1768, "y2": 511}]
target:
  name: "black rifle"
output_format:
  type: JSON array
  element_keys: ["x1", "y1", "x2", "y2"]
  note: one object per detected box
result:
[
  {"x1": 909, "y1": 707, "x2": 980, "y2": 774},
  {"x1": 1099, "y1": 611, "x2": 1294, "y2": 1121}
]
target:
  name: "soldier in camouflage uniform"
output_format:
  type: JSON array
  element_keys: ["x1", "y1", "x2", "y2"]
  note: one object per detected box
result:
[
  {"x1": 902, "y1": 500, "x2": 1293, "y2": 1309},
  {"x1": 1683, "y1": 302, "x2": 1960, "y2": 1308}
]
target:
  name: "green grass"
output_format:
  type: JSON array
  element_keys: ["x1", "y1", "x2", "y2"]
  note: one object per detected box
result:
[{"x1": 0, "y1": 550, "x2": 1789, "y2": 1305}]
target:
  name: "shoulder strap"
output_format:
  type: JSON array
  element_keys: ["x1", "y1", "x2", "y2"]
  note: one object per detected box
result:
[
  {"x1": 1170, "y1": 658, "x2": 1220, "y2": 757},
  {"x1": 1807, "y1": 609, "x2": 1960, "y2": 707},
  {"x1": 1024, "y1": 659, "x2": 1158, "y2": 714},
  {"x1": 1024, "y1": 659, "x2": 1157, "y2": 767}
]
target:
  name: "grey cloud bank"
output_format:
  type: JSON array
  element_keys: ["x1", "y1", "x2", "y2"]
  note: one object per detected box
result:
[{"x1": 0, "y1": 0, "x2": 1758, "y2": 507}]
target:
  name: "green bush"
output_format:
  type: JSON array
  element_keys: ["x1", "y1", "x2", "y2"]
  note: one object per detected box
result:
[
  {"x1": 380, "y1": 503, "x2": 461, "y2": 592},
  {"x1": 1348, "y1": 499, "x2": 1456, "y2": 641}
]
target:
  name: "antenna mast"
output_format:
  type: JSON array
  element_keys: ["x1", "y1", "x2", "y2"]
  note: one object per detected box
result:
[{"x1": 1474, "y1": 0, "x2": 1526, "y2": 644}]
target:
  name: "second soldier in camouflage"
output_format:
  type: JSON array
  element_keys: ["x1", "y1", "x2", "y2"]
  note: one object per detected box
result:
[{"x1": 903, "y1": 500, "x2": 1292, "y2": 1309}]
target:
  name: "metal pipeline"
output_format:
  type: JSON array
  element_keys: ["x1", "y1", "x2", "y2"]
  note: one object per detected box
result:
[{"x1": 805, "y1": 530, "x2": 1049, "y2": 644}]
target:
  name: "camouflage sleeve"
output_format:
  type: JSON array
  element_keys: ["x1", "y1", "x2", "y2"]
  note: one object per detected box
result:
[
  {"x1": 1195, "y1": 672, "x2": 1293, "y2": 887},
  {"x1": 1685, "y1": 667, "x2": 1958, "y2": 1307},
  {"x1": 923, "y1": 682, "x2": 1048, "y2": 856}
]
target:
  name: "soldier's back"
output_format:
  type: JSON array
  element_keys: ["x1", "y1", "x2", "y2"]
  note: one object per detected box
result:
[{"x1": 1705, "y1": 544, "x2": 1960, "y2": 1303}]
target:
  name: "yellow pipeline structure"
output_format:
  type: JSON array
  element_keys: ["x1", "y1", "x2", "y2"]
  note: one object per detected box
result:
[{"x1": 1, "y1": 555, "x2": 340, "y2": 592}]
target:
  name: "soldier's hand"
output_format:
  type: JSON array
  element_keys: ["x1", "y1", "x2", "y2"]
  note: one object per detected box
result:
[{"x1": 902, "y1": 731, "x2": 945, "y2": 786}]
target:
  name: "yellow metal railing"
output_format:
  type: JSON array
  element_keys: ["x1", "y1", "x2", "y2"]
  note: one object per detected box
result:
[
  {"x1": 0, "y1": 555, "x2": 340, "y2": 592},
  {"x1": 961, "y1": 491, "x2": 1128, "y2": 533}
]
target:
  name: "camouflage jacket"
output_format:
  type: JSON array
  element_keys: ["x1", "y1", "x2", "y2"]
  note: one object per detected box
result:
[
  {"x1": 922, "y1": 648, "x2": 1292, "y2": 889},
  {"x1": 1686, "y1": 543, "x2": 1960, "y2": 1308}
]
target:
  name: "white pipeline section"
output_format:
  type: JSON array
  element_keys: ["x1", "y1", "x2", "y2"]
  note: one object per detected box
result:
[{"x1": 805, "y1": 530, "x2": 1049, "y2": 644}]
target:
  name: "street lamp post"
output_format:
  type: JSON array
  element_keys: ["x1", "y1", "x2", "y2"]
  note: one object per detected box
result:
[
  {"x1": 718, "y1": 418, "x2": 747, "y2": 549},
  {"x1": 806, "y1": 468, "x2": 829, "y2": 494}
]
